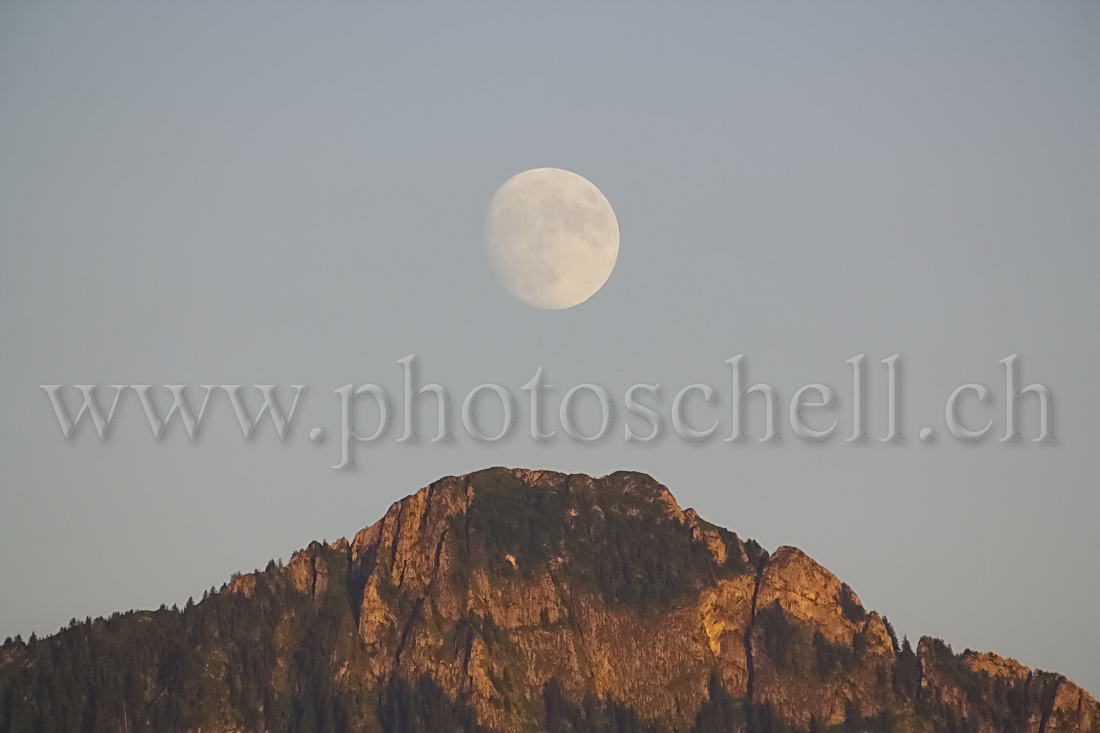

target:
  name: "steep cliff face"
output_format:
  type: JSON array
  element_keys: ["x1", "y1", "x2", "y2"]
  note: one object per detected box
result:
[
  {"x1": 0, "y1": 468, "x2": 1095, "y2": 733},
  {"x1": 341, "y1": 469, "x2": 753, "y2": 731}
]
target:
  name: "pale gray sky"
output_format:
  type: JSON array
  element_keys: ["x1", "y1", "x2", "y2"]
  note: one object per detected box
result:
[{"x1": 1, "y1": 1, "x2": 1098, "y2": 693}]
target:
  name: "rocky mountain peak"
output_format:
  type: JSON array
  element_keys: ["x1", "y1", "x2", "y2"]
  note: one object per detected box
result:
[{"x1": 1, "y1": 468, "x2": 1095, "y2": 733}]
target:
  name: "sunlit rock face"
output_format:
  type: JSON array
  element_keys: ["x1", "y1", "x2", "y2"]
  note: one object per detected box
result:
[{"x1": 1, "y1": 467, "x2": 1097, "y2": 733}]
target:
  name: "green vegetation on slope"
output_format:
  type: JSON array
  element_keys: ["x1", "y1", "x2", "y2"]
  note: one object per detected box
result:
[
  {"x1": 0, "y1": 547, "x2": 361, "y2": 733},
  {"x1": 463, "y1": 468, "x2": 758, "y2": 612}
]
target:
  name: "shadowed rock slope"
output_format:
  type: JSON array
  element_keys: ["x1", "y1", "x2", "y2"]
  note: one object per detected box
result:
[{"x1": 1, "y1": 468, "x2": 1096, "y2": 732}]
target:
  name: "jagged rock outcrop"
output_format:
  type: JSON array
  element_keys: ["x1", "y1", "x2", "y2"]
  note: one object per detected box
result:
[
  {"x1": 750, "y1": 546, "x2": 899, "y2": 728},
  {"x1": 0, "y1": 467, "x2": 1095, "y2": 733}
]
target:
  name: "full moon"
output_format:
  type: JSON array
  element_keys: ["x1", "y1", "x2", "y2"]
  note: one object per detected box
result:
[{"x1": 486, "y1": 168, "x2": 619, "y2": 310}]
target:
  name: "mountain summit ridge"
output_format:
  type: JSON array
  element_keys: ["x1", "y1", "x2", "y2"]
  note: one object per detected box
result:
[{"x1": 1, "y1": 467, "x2": 1095, "y2": 733}]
